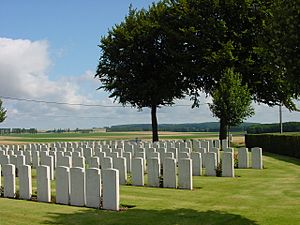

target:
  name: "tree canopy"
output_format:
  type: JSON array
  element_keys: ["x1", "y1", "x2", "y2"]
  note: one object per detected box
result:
[
  {"x1": 168, "y1": 0, "x2": 296, "y2": 108},
  {"x1": 95, "y1": 0, "x2": 298, "y2": 140},
  {"x1": 259, "y1": 0, "x2": 299, "y2": 102},
  {"x1": 95, "y1": 3, "x2": 187, "y2": 142}
]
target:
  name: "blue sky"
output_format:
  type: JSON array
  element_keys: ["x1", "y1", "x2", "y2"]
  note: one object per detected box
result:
[
  {"x1": 0, "y1": 1, "x2": 299, "y2": 129},
  {"x1": 0, "y1": 0, "x2": 157, "y2": 78}
]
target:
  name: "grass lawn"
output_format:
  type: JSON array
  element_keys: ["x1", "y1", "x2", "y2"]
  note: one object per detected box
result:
[{"x1": 0, "y1": 152, "x2": 299, "y2": 225}]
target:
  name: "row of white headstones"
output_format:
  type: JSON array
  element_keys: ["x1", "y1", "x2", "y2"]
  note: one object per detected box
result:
[{"x1": 0, "y1": 140, "x2": 263, "y2": 211}]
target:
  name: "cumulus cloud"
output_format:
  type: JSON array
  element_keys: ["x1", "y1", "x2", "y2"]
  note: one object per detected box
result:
[
  {"x1": 0, "y1": 37, "x2": 299, "y2": 130},
  {"x1": 0, "y1": 38, "x2": 82, "y2": 103}
]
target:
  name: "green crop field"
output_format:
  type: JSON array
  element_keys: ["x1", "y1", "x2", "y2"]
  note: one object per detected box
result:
[
  {"x1": 0, "y1": 152, "x2": 299, "y2": 225},
  {"x1": 0, "y1": 131, "x2": 245, "y2": 143}
]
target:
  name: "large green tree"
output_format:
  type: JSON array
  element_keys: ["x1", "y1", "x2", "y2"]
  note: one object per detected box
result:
[
  {"x1": 95, "y1": 4, "x2": 187, "y2": 142},
  {"x1": 166, "y1": 0, "x2": 297, "y2": 138},
  {"x1": 0, "y1": 99, "x2": 7, "y2": 123},
  {"x1": 178, "y1": 0, "x2": 295, "y2": 107},
  {"x1": 260, "y1": 0, "x2": 299, "y2": 100},
  {"x1": 209, "y1": 68, "x2": 254, "y2": 140}
]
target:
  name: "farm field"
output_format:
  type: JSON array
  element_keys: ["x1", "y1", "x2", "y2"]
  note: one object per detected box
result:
[
  {"x1": 0, "y1": 152, "x2": 300, "y2": 225},
  {"x1": 0, "y1": 131, "x2": 245, "y2": 144}
]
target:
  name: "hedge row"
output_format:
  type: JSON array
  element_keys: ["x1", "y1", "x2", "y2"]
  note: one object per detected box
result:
[{"x1": 245, "y1": 133, "x2": 300, "y2": 159}]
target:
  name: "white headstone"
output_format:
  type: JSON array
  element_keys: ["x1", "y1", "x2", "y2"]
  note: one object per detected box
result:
[
  {"x1": 86, "y1": 168, "x2": 101, "y2": 208},
  {"x1": 37, "y1": 165, "x2": 51, "y2": 202},
  {"x1": 222, "y1": 152, "x2": 234, "y2": 177},
  {"x1": 123, "y1": 152, "x2": 132, "y2": 173},
  {"x1": 19, "y1": 165, "x2": 32, "y2": 200},
  {"x1": 0, "y1": 155, "x2": 10, "y2": 166},
  {"x1": 238, "y1": 147, "x2": 249, "y2": 168},
  {"x1": 56, "y1": 166, "x2": 70, "y2": 205},
  {"x1": 113, "y1": 157, "x2": 127, "y2": 185},
  {"x1": 41, "y1": 155, "x2": 54, "y2": 180},
  {"x1": 221, "y1": 139, "x2": 228, "y2": 150},
  {"x1": 178, "y1": 158, "x2": 192, "y2": 190},
  {"x1": 3, "y1": 164, "x2": 16, "y2": 198},
  {"x1": 163, "y1": 157, "x2": 176, "y2": 188},
  {"x1": 132, "y1": 157, "x2": 144, "y2": 186},
  {"x1": 57, "y1": 156, "x2": 72, "y2": 168},
  {"x1": 103, "y1": 169, "x2": 119, "y2": 211},
  {"x1": 211, "y1": 147, "x2": 220, "y2": 163},
  {"x1": 89, "y1": 156, "x2": 100, "y2": 169},
  {"x1": 70, "y1": 167, "x2": 86, "y2": 206},
  {"x1": 252, "y1": 147, "x2": 263, "y2": 169},
  {"x1": 205, "y1": 152, "x2": 217, "y2": 176},
  {"x1": 72, "y1": 156, "x2": 85, "y2": 168},
  {"x1": 147, "y1": 157, "x2": 160, "y2": 187},
  {"x1": 191, "y1": 152, "x2": 202, "y2": 176}
]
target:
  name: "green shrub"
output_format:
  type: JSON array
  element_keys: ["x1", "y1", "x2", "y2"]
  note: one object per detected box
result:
[{"x1": 245, "y1": 133, "x2": 300, "y2": 158}]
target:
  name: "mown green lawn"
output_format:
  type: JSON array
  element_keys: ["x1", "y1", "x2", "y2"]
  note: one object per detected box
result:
[{"x1": 0, "y1": 152, "x2": 299, "y2": 225}]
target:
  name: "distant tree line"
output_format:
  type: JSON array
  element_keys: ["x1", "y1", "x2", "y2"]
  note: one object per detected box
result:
[
  {"x1": 107, "y1": 122, "x2": 257, "y2": 132},
  {"x1": 246, "y1": 122, "x2": 300, "y2": 134},
  {"x1": 0, "y1": 128, "x2": 37, "y2": 134}
]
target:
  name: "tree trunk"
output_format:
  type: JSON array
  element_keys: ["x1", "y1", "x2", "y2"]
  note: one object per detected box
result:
[
  {"x1": 151, "y1": 104, "x2": 159, "y2": 142},
  {"x1": 219, "y1": 117, "x2": 228, "y2": 141}
]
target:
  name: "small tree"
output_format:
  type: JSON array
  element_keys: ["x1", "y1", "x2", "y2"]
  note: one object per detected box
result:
[
  {"x1": 0, "y1": 99, "x2": 7, "y2": 123},
  {"x1": 209, "y1": 68, "x2": 254, "y2": 140}
]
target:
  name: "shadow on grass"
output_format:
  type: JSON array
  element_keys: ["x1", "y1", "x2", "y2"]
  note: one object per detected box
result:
[
  {"x1": 43, "y1": 208, "x2": 259, "y2": 225},
  {"x1": 264, "y1": 152, "x2": 300, "y2": 166}
]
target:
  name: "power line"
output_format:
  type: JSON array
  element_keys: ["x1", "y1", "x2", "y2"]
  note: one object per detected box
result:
[
  {"x1": 12, "y1": 113, "x2": 110, "y2": 119},
  {"x1": 0, "y1": 95, "x2": 209, "y2": 107},
  {"x1": 0, "y1": 95, "x2": 123, "y2": 108}
]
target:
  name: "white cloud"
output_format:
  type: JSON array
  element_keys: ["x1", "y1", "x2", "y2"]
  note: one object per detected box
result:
[{"x1": 0, "y1": 37, "x2": 299, "y2": 130}]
